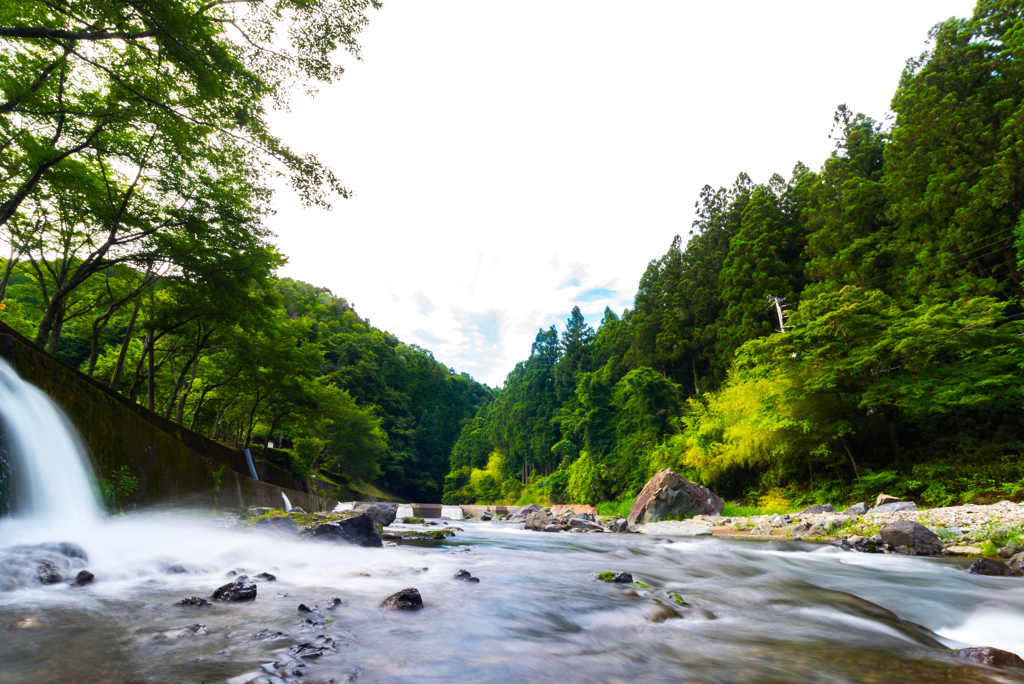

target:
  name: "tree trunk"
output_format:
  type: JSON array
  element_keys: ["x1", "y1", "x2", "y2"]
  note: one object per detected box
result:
[
  {"x1": 0, "y1": 252, "x2": 18, "y2": 302},
  {"x1": 146, "y1": 305, "x2": 155, "y2": 411},
  {"x1": 128, "y1": 333, "x2": 149, "y2": 402},
  {"x1": 44, "y1": 303, "x2": 65, "y2": 355},
  {"x1": 885, "y1": 411, "x2": 903, "y2": 462},
  {"x1": 840, "y1": 436, "x2": 860, "y2": 480},
  {"x1": 110, "y1": 300, "x2": 140, "y2": 389}
]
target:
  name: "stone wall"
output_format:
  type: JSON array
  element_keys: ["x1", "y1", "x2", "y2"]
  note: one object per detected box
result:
[{"x1": 0, "y1": 322, "x2": 329, "y2": 512}]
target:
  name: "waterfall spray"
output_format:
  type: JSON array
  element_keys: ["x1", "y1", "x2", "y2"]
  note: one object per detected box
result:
[{"x1": 0, "y1": 357, "x2": 101, "y2": 526}]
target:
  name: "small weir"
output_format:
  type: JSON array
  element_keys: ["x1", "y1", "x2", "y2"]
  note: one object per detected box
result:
[{"x1": 0, "y1": 359, "x2": 1023, "y2": 683}]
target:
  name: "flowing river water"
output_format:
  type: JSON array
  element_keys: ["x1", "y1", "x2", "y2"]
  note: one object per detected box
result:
[{"x1": 3, "y1": 360, "x2": 1024, "y2": 683}]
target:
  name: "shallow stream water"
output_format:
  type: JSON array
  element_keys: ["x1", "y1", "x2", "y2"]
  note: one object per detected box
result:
[{"x1": 3, "y1": 515, "x2": 1024, "y2": 684}]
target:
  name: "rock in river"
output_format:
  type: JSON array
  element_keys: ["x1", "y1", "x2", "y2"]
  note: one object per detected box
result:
[
  {"x1": 311, "y1": 513, "x2": 383, "y2": 548},
  {"x1": 627, "y1": 468, "x2": 724, "y2": 525},
  {"x1": 381, "y1": 587, "x2": 423, "y2": 611},
  {"x1": 959, "y1": 646, "x2": 1024, "y2": 667},
  {"x1": 354, "y1": 502, "x2": 398, "y2": 527},
  {"x1": 211, "y1": 576, "x2": 257, "y2": 602},
  {"x1": 524, "y1": 508, "x2": 553, "y2": 530},
  {"x1": 878, "y1": 520, "x2": 943, "y2": 555},
  {"x1": 968, "y1": 558, "x2": 1023, "y2": 577}
]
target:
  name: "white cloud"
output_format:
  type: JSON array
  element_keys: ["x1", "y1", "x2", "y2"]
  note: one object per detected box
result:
[{"x1": 266, "y1": 0, "x2": 977, "y2": 386}]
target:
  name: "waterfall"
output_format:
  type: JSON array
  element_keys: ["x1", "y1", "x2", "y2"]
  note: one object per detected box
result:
[
  {"x1": 281, "y1": 491, "x2": 292, "y2": 511},
  {"x1": 0, "y1": 357, "x2": 101, "y2": 526}
]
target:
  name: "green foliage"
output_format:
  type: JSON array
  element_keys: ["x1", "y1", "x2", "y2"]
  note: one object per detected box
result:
[
  {"x1": 99, "y1": 465, "x2": 139, "y2": 512},
  {"x1": 595, "y1": 498, "x2": 633, "y2": 517}
]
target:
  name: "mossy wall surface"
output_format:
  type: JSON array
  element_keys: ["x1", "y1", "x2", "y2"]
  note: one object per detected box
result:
[{"x1": 0, "y1": 322, "x2": 329, "y2": 512}]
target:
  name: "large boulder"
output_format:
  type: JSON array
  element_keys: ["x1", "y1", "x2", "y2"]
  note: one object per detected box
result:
[
  {"x1": 0, "y1": 542, "x2": 88, "y2": 591},
  {"x1": 524, "y1": 508, "x2": 553, "y2": 530},
  {"x1": 627, "y1": 469, "x2": 724, "y2": 525},
  {"x1": 354, "y1": 503, "x2": 398, "y2": 527},
  {"x1": 879, "y1": 520, "x2": 943, "y2": 555},
  {"x1": 311, "y1": 513, "x2": 383, "y2": 548}
]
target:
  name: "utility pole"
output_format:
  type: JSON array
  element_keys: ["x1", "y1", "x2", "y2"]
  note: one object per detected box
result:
[{"x1": 766, "y1": 295, "x2": 789, "y2": 333}]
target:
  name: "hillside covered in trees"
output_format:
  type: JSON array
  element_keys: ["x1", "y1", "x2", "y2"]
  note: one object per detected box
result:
[
  {"x1": 0, "y1": 0, "x2": 493, "y2": 502},
  {"x1": 444, "y1": 2, "x2": 1024, "y2": 510}
]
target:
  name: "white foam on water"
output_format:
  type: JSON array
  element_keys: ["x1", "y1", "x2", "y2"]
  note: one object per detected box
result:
[
  {"x1": 0, "y1": 357, "x2": 100, "y2": 530},
  {"x1": 936, "y1": 607, "x2": 1024, "y2": 656}
]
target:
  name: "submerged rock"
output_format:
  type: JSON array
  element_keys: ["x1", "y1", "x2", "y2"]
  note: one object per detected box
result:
[
  {"x1": 968, "y1": 558, "x2": 1023, "y2": 577},
  {"x1": 958, "y1": 646, "x2": 1024, "y2": 667},
  {"x1": 598, "y1": 571, "x2": 633, "y2": 583},
  {"x1": 253, "y1": 572, "x2": 276, "y2": 582},
  {"x1": 354, "y1": 502, "x2": 398, "y2": 527},
  {"x1": 627, "y1": 469, "x2": 724, "y2": 524},
  {"x1": 177, "y1": 596, "x2": 212, "y2": 607},
  {"x1": 380, "y1": 587, "x2": 423, "y2": 611},
  {"x1": 71, "y1": 570, "x2": 94, "y2": 587},
  {"x1": 311, "y1": 513, "x2": 383, "y2": 548},
  {"x1": 0, "y1": 542, "x2": 88, "y2": 591},
  {"x1": 453, "y1": 569, "x2": 480, "y2": 583},
  {"x1": 212, "y1": 576, "x2": 257, "y2": 602},
  {"x1": 879, "y1": 520, "x2": 943, "y2": 555}
]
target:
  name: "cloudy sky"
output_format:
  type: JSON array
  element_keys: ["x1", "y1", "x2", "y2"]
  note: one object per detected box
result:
[{"x1": 267, "y1": 0, "x2": 977, "y2": 387}]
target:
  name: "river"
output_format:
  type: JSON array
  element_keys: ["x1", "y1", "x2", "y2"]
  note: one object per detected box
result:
[{"x1": 2, "y1": 514, "x2": 1024, "y2": 683}]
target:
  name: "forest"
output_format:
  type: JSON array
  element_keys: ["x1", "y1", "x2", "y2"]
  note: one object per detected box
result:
[
  {"x1": 443, "y1": 2, "x2": 1024, "y2": 511},
  {"x1": 0, "y1": 0, "x2": 491, "y2": 502},
  {"x1": 3, "y1": 2, "x2": 1023, "y2": 510}
]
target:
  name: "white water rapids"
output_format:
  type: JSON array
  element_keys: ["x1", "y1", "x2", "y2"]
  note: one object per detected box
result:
[{"x1": 1, "y1": 358, "x2": 1024, "y2": 683}]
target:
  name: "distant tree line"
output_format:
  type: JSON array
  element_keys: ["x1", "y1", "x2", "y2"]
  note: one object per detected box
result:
[{"x1": 444, "y1": 2, "x2": 1024, "y2": 508}]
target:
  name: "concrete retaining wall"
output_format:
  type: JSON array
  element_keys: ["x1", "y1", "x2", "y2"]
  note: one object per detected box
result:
[{"x1": 0, "y1": 323, "x2": 329, "y2": 513}]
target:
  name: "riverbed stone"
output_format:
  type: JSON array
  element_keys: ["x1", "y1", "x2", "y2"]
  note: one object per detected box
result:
[
  {"x1": 627, "y1": 468, "x2": 724, "y2": 525},
  {"x1": 879, "y1": 520, "x2": 943, "y2": 555},
  {"x1": 872, "y1": 501, "x2": 918, "y2": 514},
  {"x1": 944, "y1": 546, "x2": 984, "y2": 556},
  {"x1": 958, "y1": 646, "x2": 1024, "y2": 667},
  {"x1": 380, "y1": 587, "x2": 423, "y2": 611},
  {"x1": 998, "y1": 545, "x2": 1023, "y2": 559},
  {"x1": 509, "y1": 503, "x2": 542, "y2": 522},
  {"x1": 798, "y1": 504, "x2": 836, "y2": 515},
  {"x1": 875, "y1": 493, "x2": 902, "y2": 507},
  {"x1": 480, "y1": 511, "x2": 493, "y2": 521},
  {"x1": 524, "y1": 508, "x2": 553, "y2": 530},
  {"x1": 568, "y1": 517, "x2": 604, "y2": 532},
  {"x1": 968, "y1": 558, "x2": 1023, "y2": 577},
  {"x1": 842, "y1": 502, "x2": 869, "y2": 516},
  {"x1": 212, "y1": 576, "x2": 257, "y2": 602},
  {"x1": 353, "y1": 503, "x2": 398, "y2": 527},
  {"x1": 311, "y1": 513, "x2": 383, "y2": 548}
]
